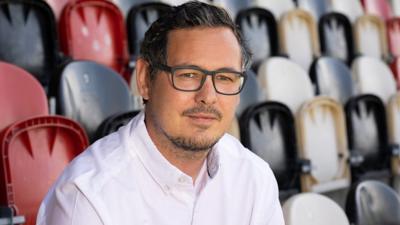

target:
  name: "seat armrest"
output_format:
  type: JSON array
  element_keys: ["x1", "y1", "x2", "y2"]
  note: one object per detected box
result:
[
  {"x1": 348, "y1": 150, "x2": 364, "y2": 167},
  {"x1": 297, "y1": 158, "x2": 312, "y2": 174},
  {"x1": 389, "y1": 143, "x2": 400, "y2": 157}
]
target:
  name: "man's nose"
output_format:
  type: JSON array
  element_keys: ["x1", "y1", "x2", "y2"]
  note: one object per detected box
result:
[{"x1": 194, "y1": 76, "x2": 217, "y2": 105}]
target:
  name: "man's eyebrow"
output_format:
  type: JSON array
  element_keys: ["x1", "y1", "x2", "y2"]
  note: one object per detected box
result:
[{"x1": 172, "y1": 63, "x2": 241, "y2": 72}]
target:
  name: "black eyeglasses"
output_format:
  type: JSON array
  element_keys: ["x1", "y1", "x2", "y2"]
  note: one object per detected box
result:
[{"x1": 153, "y1": 63, "x2": 246, "y2": 95}]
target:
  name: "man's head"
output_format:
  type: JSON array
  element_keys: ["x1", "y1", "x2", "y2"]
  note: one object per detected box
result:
[{"x1": 136, "y1": 1, "x2": 251, "y2": 154}]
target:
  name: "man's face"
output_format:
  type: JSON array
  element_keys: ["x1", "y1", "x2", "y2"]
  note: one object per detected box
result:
[{"x1": 142, "y1": 27, "x2": 242, "y2": 152}]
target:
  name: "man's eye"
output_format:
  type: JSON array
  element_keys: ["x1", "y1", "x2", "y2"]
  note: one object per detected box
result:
[
  {"x1": 215, "y1": 74, "x2": 235, "y2": 82},
  {"x1": 176, "y1": 72, "x2": 201, "y2": 79}
]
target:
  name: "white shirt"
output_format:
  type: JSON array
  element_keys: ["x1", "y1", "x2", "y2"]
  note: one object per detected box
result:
[{"x1": 37, "y1": 112, "x2": 284, "y2": 225}]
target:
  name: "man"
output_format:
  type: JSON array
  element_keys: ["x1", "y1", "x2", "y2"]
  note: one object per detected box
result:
[{"x1": 37, "y1": 1, "x2": 284, "y2": 224}]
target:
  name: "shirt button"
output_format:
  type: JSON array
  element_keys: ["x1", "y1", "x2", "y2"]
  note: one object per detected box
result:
[{"x1": 178, "y1": 177, "x2": 186, "y2": 183}]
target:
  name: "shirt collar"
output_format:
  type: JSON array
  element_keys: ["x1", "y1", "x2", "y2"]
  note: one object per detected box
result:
[{"x1": 127, "y1": 112, "x2": 220, "y2": 193}]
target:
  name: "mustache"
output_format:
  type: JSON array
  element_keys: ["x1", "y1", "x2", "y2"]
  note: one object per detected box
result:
[{"x1": 182, "y1": 106, "x2": 223, "y2": 121}]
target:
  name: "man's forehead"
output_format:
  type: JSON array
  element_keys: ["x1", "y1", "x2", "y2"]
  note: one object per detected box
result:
[{"x1": 165, "y1": 27, "x2": 242, "y2": 69}]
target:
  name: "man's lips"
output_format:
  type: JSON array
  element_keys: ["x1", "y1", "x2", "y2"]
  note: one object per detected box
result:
[{"x1": 187, "y1": 113, "x2": 218, "y2": 120}]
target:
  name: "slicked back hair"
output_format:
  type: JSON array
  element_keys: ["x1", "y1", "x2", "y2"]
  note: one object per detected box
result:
[{"x1": 139, "y1": 1, "x2": 251, "y2": 79}]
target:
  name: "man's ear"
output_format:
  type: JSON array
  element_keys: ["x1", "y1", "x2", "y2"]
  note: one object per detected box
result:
[{"x1": 136, "y1": 58, "x2": 151, "y2": 101}]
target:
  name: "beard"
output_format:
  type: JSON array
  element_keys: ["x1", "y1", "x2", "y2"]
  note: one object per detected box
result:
[{"x1": 163, "y1": 132, "x2": 221, "y2": 152}]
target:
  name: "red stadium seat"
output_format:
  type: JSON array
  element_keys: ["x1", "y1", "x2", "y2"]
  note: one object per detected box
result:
[
  {"x1": 387, "y1": 17, "x2": 400, "y2": 58},
  {"x1": 0, "y1": 116, "x2": 89, "y2": 225},
  {"x1": 59, "y1": 0, "x2": 130, "y2": 81},
  {"x1": 0, "y1": 62, "x2": 48, "y2": 132},
  {"x1": 361, "y1": 0, "x2": 393, "y2": 21},
  {"x1": 390, "y1": 56, "x2": 400, "y2": 89}
]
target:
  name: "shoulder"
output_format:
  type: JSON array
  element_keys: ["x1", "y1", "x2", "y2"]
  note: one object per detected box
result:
[{"x1": 216, "y1": 133, "x2": 276, "y2": 184}]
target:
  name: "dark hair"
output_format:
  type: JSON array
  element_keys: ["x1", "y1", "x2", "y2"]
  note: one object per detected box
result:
[{"x1": 139, "y1": 1, "x2": 251, "y2": 79}]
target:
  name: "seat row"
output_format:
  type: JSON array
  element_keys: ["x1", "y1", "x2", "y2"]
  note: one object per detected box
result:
[
  {"x1": 4, "y1": 0, "x2": 400, "y2": 95},
  {"x1": 234, "y1": 56, "x2": 400, "y2": 207}
]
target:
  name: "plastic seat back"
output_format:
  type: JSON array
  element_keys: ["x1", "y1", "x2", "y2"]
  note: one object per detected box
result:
[
  {"x1": 0, "y1": 116, "x2": 89, "y2": 225},
  {"x1": 58, "y1": 61, "x2": 134, "y2": 142},
  {"x1": 330, "y1": 0, "x2": 364, "y2": 23},
  {"x1": 386, "y1": 18, "x2": 400, "y2": 58},
  {"x1": 354, "y1": 15, "x2": 389, "y2": 60},
  {"x1": 319, "y1": 12, "x2": 354, "y2": 64},
  {"x1": 352, "y1": 56, "x2": 396, "y2": 104},
  {"x1": 278, "y1": 9, "x2": 320, "y2": 71},
  {"x1": 298, "y1": 0, "x2": 329, "y2": 20},
  {"x1": 212, "y1": 0, "x2": 251, "y2": 17},
  {"x1": 95, "y1": 110, "x2": 140, "y2": 140},
  {"x1": 251, "y1": 0, "x2": 295, "y2": 20},
  {"x1": 392, "y1": 0, "x2": 400, "y2": 16},
  {"x1": 296, "y1": 97, "x2": 351, "y2": 193},
  {"x1": 361, "y1": 0, "x2": 393, "y2": 21},
  {"x1": 345, "y1": 94, "x2": 391, "y2": 182},
  {"x1": 59, "y1": 0, "x2": 129, "y2": 80},
  {"x1": 0, "y1": 0, "x2": 59, "y2": 88},
  {"x1": 239, "y1": 101, "x2": 300, "y2": 200},
  {"x1": 310, "y1": 57, "x2": 353, "y2": 104},
  {"x1": 110, "y1": 0, "x2": 152, "y2": 17},
  {"x1": 390, "y1": 56, "x2": 400, "y2": 89},
  {"x1": 388, "y1": 93, "x2": 400, "y2": 179},
  {"x1": 0, "y1": 62, "x2": 48, "y2": 132},
  {"x1": 257, "y1": 57, "x2": 314, "y2": 113},
  {"x1": 236, "y1": 7, "x2": 278, "y2": 71},
  {"x1": 45, "y1": 0, "x2": 71, "y2": 20},
  {"x1": 283, "y1": 193, "x2": 350, "y2": 225},
  {"x1": 346, "y1": 180, "x2": 400, "y2": 225},
  {"x1": 236, "y1": 70, "x2": 262, "y2": 117},
  {"x1": 127, "y1": 2, "x2": 171, "y2": 61}
]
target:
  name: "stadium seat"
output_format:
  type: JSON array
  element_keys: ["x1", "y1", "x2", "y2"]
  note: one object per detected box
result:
[
  {"x1": 352, "y1": 56, "x2": 396, "y2": 104},
  {"x1": 110, "y1": 0, "x2": 151, "y2": 17},
  {"x1": 45, "y1": 0, "x2": 71, "y2": 20},
  {"x1": 278, "y1": 9, "x2": 320, "y2": 71},
  {"x1": 330, "y1": 0, "x2": 364, "y2": 23},
  {"x1": 58, "y1": 61, "x2": 134, "y2": 142},
  {"x1": 252, "y1": 0, "x2": 295, "y2": 20},
  {"x1": 0, "y1": 116, "x2": 88, "y2": 225},
  {"x1": 297, "y1": 0, "x2": 329, "y2": 20},
  {"x1": 318, "y1": 12, "x2": 354, "y2": 64},
  {"x1": 390, "y1": 56, "x2": 400, "y2": 89},
  {"x1": 346, "y1": 180, "x2": 400, "y2": 225},
  {"x1": 59, "y1": 0, "x2": 130, "y2": 81},
  {"x1": 296, "y1": 97, "x2": 351, "y2": 194},
  {"x1": 236, "y1": 7, "x2": 278, "y2": 71},
  {"x1": 386, "y1": 17, "x2": 400, "y2": 58},
  {"x1": 387, "y1": 93, "x2": 400, "y2": 193},
  {"x1": 353, "y1": 15, "x2": 389, "y2": 60},
  {"x1": 95, "y1": 110, "x2": 140, "y2": 140},
  {"x1": 236, "y1": 70, "x2": 263, "y2": 117},
  {"x1": 283, "y1": 192, "x2": 350, "y2": 225},
  {"x1": 345, "y1": 94, "x2": 391, "y2": 183},
  {"x1": 0, "y1": 0, "x2": 60, "y2": 90},
  {"x1": 391, "y1": 0, "x2": 400, "y2": 16},
  {"x1": 127, "y1": 2, "x2": 171, "y2": 62},
  {"x1": 239, "y1": 101, "x2": 300, "y2": 201},
  {"x1": 0, "y1": 62, "x2": 48, "y2": 132},
  {"x1": 361, "y1": 0, "x2": 393, "y2": 21},
  {"x1": 310, "y1": 57, "x2": 353, "y2": 104},
  {"x1": 211, "y1": 0, "x2": 251, "y2": 17},
  {"x1": 257, "y1": 57, "x2": 314, "y2": 113}
]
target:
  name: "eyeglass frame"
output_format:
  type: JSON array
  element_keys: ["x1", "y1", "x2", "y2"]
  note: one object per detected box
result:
[{"x1": 153, "y1": 63, "x2": 247, "y2": 95}]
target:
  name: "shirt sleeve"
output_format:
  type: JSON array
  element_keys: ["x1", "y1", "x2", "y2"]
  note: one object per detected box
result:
[{"x1": 36, "y1": 183, "x2": 104, "y2": 225}]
